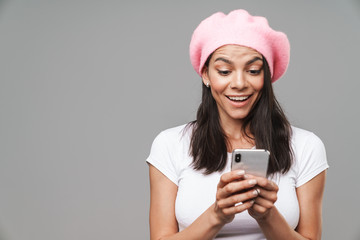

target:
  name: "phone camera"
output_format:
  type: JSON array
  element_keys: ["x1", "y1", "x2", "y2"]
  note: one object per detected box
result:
[{"x1": 235, "y1": 154, "x2": 241, "y2": 163}]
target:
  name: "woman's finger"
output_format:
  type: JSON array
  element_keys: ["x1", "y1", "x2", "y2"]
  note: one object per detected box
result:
[
  {"x1": 217, "y1": 188, "x2": 259, "y2": 208},
  {"x1": 221, "y1": 200, "x2": 255, "y2": 216},
  {"x1": 250, "y1": 202, "x2": 268, "y2": 214},
  {"x1": 217, "y1": 178, "x2": 258, "y2": 199},
  {"x1": 246, "y1": 175, "x2": 279, "y2": 192},
  {"x1": 254, "y1": 187, "x2": 278, "y2": 203},
  {"x1": 252, "y1": 195, "x2": 276, "y2": 209},
  {"x1": 217, "y1": 170, "x2": 246, "y2": 189}
]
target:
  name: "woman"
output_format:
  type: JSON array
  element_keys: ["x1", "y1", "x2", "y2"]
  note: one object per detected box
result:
[{"x1": 147, "y1": 9, "x2": 328, "y2": 240}]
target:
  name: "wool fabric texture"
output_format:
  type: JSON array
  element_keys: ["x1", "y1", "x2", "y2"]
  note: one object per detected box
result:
[{"x1": 189, "y1": 9, "x2": 290, "y2": 82}]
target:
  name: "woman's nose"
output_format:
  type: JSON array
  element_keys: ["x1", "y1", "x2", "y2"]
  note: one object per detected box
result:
[{"x1": 230, "y1": 72, "x2": 247, "y2": 89}]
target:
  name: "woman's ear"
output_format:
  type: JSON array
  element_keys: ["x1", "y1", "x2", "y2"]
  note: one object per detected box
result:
[{"x1": 201, "y1": 66, "x2": 209, "y2": 86}]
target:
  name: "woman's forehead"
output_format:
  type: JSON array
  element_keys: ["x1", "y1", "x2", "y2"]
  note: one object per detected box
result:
[{"x1": 211, "y1": 45, "x2": 263, "y2": 63}]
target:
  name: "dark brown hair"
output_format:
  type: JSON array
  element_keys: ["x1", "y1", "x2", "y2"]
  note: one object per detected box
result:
[{"x1": 187, "y1": 56, "x2": 293, "y2": 175}]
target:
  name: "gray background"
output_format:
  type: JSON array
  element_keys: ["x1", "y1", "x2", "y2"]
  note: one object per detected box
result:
[{"x1": 0, "y1": 0, "x2": 359, "y2": 239}]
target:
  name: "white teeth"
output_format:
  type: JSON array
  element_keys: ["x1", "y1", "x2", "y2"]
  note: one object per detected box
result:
[{"x1": 228, "y1": 96, "x2": 250, "y2": 101}]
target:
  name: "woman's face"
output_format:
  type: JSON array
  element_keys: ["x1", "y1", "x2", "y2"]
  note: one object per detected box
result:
[{"x1": 202, "y1": 45, "x2": 264, "y2": 123}]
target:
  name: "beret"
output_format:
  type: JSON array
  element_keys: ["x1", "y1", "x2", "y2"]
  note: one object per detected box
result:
[{"x1": 189, "y1": 9, "x2": 290, "y2": 82}]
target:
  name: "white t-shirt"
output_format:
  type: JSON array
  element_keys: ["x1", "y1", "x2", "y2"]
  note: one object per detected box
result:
[{"x1": 146, "y1": 124, "x2": 328, "y2": 239}]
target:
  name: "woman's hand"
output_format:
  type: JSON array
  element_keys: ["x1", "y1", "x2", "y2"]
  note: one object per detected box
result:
[
  {"x1": 213, "y1": 170, "x2": 259, "y2": 224},
  {"x1": 246, "y1": 175, "x2": 279, "y2": 221}
]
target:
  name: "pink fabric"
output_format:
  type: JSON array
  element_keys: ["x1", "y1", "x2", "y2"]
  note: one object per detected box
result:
[{"x1": 189, "y1": 9, "x2": 290, "y2": 82}]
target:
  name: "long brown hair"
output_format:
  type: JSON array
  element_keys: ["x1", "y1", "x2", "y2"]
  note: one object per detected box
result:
[{"x1": 187, "y1": 56, "x2": 293, "y2": 175}]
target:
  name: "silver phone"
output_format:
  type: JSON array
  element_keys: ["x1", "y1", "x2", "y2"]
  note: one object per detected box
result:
[{"x1": 231, "y1": 149, "x2": 270, "y2": 178}]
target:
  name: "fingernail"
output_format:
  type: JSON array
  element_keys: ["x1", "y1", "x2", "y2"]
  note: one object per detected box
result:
[
  {"x1": 253, "y1": 190, "x2": 258, "y2": 196},
  {"x1": 250, "y1": 200, "x2": 255, "y2": 204},
  {"x1": 256, "y1": 189, "x2": 260, "y2": 195},
  {"x1": 237, "y1": 170, "x2": 245, "y2": 175},
  {"x1": 248, "y1": 179, "x2": 257, "y2": 185}
]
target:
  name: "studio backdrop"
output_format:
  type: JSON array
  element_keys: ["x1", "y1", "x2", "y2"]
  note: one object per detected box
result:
[{"x1": 0, "y1": 0, "x2": 359, "y2": 239}]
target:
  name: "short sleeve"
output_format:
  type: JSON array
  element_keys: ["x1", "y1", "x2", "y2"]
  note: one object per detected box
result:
[
  {"x1": 296, "y1": 133, "x2": 329, "y2": 188},
  {"x1": 146, "y1": 131, "x2": 179, "y2": 185}
]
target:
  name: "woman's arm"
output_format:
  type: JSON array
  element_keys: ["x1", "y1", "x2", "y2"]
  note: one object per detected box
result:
[
  {"x1": 295, "y1": 170, "x2": 326, "y2": 239},
  {"x1": 149, "y1": 165, "x2": 258, "y2": 240},
  {"x1": 248, "y1": 170, "x2": 327, "y2": 240},
  {"x1": 149, "y1": 164, "x2": 179, "y2": 239}
]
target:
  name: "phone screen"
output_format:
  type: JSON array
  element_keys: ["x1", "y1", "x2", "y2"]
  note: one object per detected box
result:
[{"x1": 231, "y1": 149, "x2": 270, "y2": 178}]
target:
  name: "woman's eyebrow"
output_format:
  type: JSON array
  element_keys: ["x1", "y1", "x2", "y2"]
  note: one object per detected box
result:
[
  {"x1": 214, "y1": 57, "x2": 233, "y2": 64},
  {"x1": 246, "y1": 57, "x2": 263, "y2": 65},
  {"x1": 214, "y1": 56, "x2": 263, "y2": 65}
]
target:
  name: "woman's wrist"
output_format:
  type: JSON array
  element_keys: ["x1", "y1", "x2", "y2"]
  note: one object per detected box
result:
[
  {"x1": 208, "y1": 204, "x2": 228, "y2": 228},
  {"x1": 253, "y1": 206, "x2": 276, "y2": 224}
]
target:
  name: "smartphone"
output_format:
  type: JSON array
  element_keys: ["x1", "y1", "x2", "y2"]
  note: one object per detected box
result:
[{"x1": 231, "y1": 149, "x2": 270, "y2": 178}]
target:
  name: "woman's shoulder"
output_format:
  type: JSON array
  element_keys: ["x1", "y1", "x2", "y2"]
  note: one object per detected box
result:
[
  {"x1": 147, "y1": 124, "x2": 193, "y2": 185},
  {"x1": 290, "y1": 125, "x2": 327, "y2": 165},
  {"x1": 159, "y1": 123, "x2": 189, "y2": 135},
  {"x1": 290, "y1": 125, "x2": 324, "y2": 148},
  {"x1": 289, "y1": 126, "x2": 328, "y2": 187},
  {"x1": 152, "y1": 123, "x2": 193, "y2": 146},
  {"x1": 157, "y1": 123, "x2": 191, "y2": 138}
]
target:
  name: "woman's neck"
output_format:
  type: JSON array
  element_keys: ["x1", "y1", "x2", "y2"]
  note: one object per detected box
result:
[{"x1": 219, "y1": 117, "x2": 255, "y2": 151}]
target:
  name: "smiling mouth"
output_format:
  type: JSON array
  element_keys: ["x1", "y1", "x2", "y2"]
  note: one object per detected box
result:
[{"x1": 227, "y1": 95, "x2": 252, "y2": 102}]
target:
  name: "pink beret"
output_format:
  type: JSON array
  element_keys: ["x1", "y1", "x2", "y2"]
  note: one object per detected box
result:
[{"x1": 189, "y1": 9, "x2": 290, "y2": 82}]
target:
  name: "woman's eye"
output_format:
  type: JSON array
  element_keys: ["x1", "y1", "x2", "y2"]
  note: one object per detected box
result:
[
  {"x1": 248, "y1": 69, "x2": 261, "y2": 75},
  {"x1": 218, "y1": 70, "x2": 231, "y2": 76}
]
